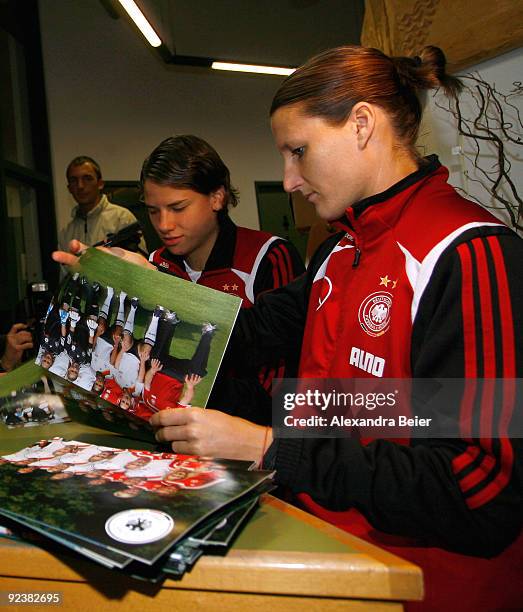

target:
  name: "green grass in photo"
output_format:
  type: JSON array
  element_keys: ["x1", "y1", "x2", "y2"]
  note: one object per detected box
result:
[{"x1": 69, "y1": 248, "x2": 242, "y2": 406}]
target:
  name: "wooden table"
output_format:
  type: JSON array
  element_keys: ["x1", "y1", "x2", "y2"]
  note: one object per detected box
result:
[
  {"x1": 0, "y1": 494, "x2": 422, "y2": 611},
  {"x1": 0, "y1": 415, "x2": 423, "y2": 610}
]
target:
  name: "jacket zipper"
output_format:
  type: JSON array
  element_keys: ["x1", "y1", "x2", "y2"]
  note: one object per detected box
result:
[
  {"x1": 352, "y1": 247, "x2": 361, "y2": 267},
  {"x1": 341, "y1": 210, "x2": 361, "y2": 268}
]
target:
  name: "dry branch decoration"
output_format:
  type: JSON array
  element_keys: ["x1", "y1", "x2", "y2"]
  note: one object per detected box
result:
[{"x1": 435, "y1": 74, "x2": 523, "y2": 231}]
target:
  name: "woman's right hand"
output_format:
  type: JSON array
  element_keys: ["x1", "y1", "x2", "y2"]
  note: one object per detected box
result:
[{"x1": 52, "y1": 239, "x2": 87, "y2": 267}]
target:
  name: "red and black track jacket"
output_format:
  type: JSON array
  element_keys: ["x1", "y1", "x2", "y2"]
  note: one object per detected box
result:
[
  {"x1": 149, "y1": 215, "x2": 305, "y2": 423},
  {"x1": 237, "y1": 157, "x2": 523, "y2": 610}
]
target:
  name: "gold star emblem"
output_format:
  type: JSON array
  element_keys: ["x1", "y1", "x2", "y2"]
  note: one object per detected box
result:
[
  {"x1": 231, "y1": 284, "x2": 238, "y2": 291},
  {"x1": 223, "y1": 284, "x2": 229, "y2": 291},
  {"x1": 392, "y1": 279, "x2": 398, "y2": 289},
  {"x1": 379, "y1": 275, "x2": 390, "y2": 287}
]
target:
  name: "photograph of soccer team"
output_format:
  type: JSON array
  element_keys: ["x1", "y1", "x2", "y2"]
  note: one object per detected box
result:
[
  {"x1": 34, "y1": 270, "x2": 227, "y2": 423},
  {"x1": 1, "y1": 438, "x2": 226, "y2": 498},
  {"x1": 0, "y1": 376, "x2": 69, "y2": 429}
]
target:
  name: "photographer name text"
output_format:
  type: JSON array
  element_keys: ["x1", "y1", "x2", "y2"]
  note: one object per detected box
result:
[{"x1": 283, "y1": 415, "x2": 432, "y2": 427}]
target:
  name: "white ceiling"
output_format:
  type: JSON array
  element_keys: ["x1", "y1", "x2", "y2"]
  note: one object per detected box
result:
[{"x1": 105, "y1": 0, "x2": 364, "y2": 67}]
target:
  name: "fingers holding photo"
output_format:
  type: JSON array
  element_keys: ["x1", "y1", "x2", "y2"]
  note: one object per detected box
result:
[
  {"x1": 52, "y1": 239, "x2": 155, "y2": 271},
  {"x1": 150, "y1": 407, "x2": 267, "y2": 461},
  {"x1": 52, "y1": 239, "x2": 88, "y2": 267}
]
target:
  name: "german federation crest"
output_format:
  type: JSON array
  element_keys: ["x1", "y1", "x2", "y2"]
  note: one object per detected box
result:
[
  {"x1": 105, "y1": 508, "x2": 174, "y2": 544},
  {"x1": 358, "y1": 291, "x2": 392, "y2": 337}
]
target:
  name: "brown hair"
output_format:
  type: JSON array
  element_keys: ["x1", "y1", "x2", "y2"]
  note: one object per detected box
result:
[
  {"x1": 66, "y1": 156, "x2": 102, "y2": 180},
  {"x1": 270, "y1": 45, "x2": 462, "y2": 154},
  {"x1": 140, "y1": 135, "x2": 239, "y2": 211}
]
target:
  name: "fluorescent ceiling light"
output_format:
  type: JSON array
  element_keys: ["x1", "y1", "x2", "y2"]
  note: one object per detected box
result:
[
  {"x1": 118, "y1": 0, "x2": 162, "y2": 48},
  {"x1": 211, "y1": 62, "x2": 295, "y2": 76}
]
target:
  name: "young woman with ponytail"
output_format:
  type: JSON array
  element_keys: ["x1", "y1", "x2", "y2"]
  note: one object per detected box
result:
[{"x1": 62, "y1": 45, "x2": 521, "y2": 610}]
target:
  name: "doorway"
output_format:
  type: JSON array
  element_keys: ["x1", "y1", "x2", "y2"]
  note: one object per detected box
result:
[{"x1": 254, "y1": 181, "x2": 307, "y2": 261}]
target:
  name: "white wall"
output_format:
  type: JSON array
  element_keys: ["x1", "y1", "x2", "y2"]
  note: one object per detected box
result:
[
  {"x1": 38, "y1": 0, "x2": 286, "y2": 237},
  {"x1": 418, "y1": 47, "x2": 523, "y2": 229},
  {"x1": 39, "y1": 1, "x2": 523, "y2": 237}
]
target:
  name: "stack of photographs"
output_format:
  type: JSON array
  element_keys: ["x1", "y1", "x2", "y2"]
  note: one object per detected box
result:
[
  {"x1": 0, "y1": 438, "x2": 272, "y2": 581},
  {"x1": 0, "y1": 249, "x2": 265, "y2": 579}
]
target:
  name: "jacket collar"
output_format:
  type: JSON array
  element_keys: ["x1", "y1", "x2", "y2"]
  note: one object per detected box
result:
[
  {"x1": 333, "y1": 155, "x2": 443, "y2": 237},
  {"x1": 72, "y1": 194, "x2": 109, "y2": 220},
  {"x1": 159, "y1": 214, "x2": 237, "y2": 272},
  {"x1": 353, "y1": 155, "x2": 440, "y2": 217}
]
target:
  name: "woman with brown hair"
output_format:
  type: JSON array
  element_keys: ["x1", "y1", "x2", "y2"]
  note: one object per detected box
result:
[
  {"x1": 149, "y1": 45, "x2": 522, "y2": 610},
  {"x1": 55, "y1": 45, "x2": 522, "y2": 610}
]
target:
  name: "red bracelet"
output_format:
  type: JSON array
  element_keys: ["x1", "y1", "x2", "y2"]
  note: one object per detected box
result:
[{"x1": 259, "y1": 426, "x2": 270, "y2": 469}]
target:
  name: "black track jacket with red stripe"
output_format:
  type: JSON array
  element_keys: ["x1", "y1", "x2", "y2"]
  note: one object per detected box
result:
[
  {"x1": 237, "y1": 157, "x2": 522, "y2": 609},
  {"x1": 149, "y1": 215, "x2": 305, "y2": 423}
]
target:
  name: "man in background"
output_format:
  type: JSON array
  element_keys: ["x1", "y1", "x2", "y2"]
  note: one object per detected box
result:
[{"x1": 59, "y1": 156, "x2": 145, "y2": 252}]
